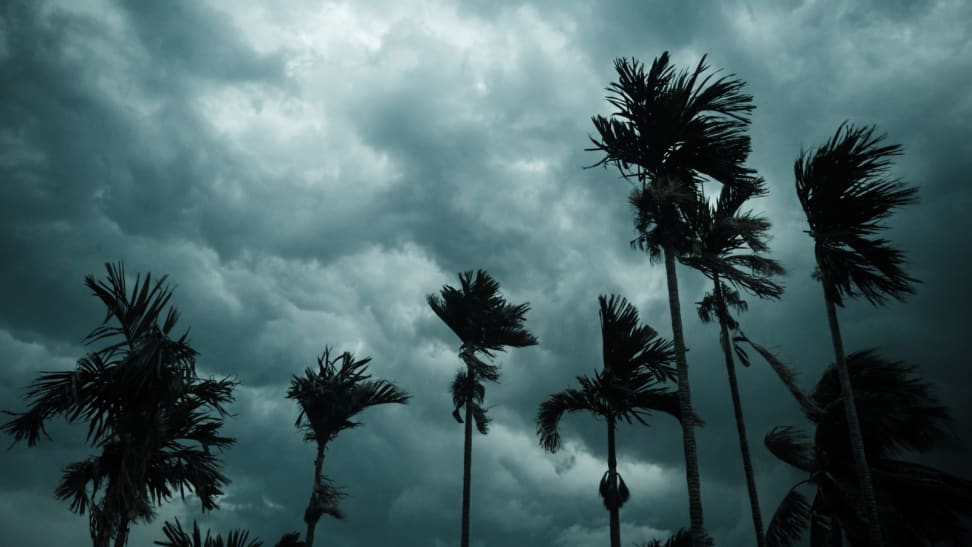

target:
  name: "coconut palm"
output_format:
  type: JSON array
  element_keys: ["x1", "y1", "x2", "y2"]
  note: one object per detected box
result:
[
  {"x1": 1, "y1": 263, "x2": 237, "y2": 547},
  {"x1": 795, "y1": 122, "x2": 920, "y2": 545},
  {"x1": 764, "y1": 350, "x2": 971, "y2": 547},
  {"x1": 537, "y1": 295, "x2": 682, "y2": 547},
  {"x1": 427, "y1": 269, "x2": 538, "y2": 547},
  {"x1": 155, "y1": 519, "x2": 305, "y2": 547},
  {"x1": 286, "y1": 348, "x2": 410, "y2": 547},
  {"x1": 684, "y1": 177, "x2": 785, "y2": 546},
  {"x1": 588, "y1": 52, "x2": 756, "y2": 545}
]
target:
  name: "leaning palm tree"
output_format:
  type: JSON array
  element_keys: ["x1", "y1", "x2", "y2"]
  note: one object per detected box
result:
[
  {"x1": 764, "y1": 350, "x2": 971, "y2": 547},
  {"x1": 427, "y1": 269, "x2": 538, "y2": 547},
  {"x1": 684, "y1": 177, "x2": 785, "y2": 547},
  {"x1": 2, "y1": 262, "x2": 237, "y2": 547},
  {"x1": 155, "y1": 519, "x2": 305, "y2": 547},
  {"x1": 286, "y1": 348, "x2": 410, "y2": 547},
  {"x1": 588, "y1": 52, "x2": 755, "y2": 545},
  {"x1": 795, "y1": 122, "x2": 920, "y2": 545},
  {"x1": 538, "y1": 295, "x2": 682, "y2": 547}
]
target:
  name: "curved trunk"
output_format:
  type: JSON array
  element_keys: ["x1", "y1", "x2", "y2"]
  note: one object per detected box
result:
[
  {"x1": 460, "y1": 389, "x2": 473, "y2": 547},
  {"x1": 822, "y1": 285, "x2": 883, "y2": 547},
  {"x1": 663, "y1": 245, "x2": 706, "y2": 545},
  {"x1": 713, "y1": 278, "x2": 765, "y2": 547},
  {"x1": 607, "y1": 416, "x2": 621, "y2": 547},
  {"x1": 734, "y1": 330, "x2": 821, "y2": 418},
  {"x1": 304, "y1": 443, "x2": 326, "y2": 547}
]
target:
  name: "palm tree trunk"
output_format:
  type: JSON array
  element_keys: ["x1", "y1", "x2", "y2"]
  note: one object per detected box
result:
[
  {"x1": 734, "y1": 329, "x2": 821, "y2": 417},
  {"x1": 304, "y1": 443, "x2": 326, "y2": 547},
  {"x1": 113, "y1": 519, "x2": 129, "y2": 547},
  {"x1": 713, "y1": 278, "x2": 765, "y2": 547},
  {"x1": 663, "y1": 245, "x2": 706, "y2": 546},
  {"x1": 460, "y1": 392, "x2": 473, "y2": 547},
  {"x1": 822, "y1": 286, "x2": 883, "y2": 547},
  {"x1": 607, "y1": 416, "x2": 621, "y2": 547}
]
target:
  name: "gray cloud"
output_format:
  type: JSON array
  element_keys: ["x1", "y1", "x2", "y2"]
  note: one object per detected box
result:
[{"x1": 1, "y1": 1, "x2": 970, "y2": 546}]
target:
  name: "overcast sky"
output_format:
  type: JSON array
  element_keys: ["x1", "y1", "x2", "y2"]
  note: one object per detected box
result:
[{"x1": 2, "y1": 1, "x2": 971, "y2": 546}]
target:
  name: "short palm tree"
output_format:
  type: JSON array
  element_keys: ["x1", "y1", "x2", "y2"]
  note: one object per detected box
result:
[
  {"x1": 588, "y1": 52, "x2": 756, "y2": 545},
  {"x1": 427, "y1": 269, "x2": 537, "y2": 547},
  {"x1": 764, "y1": 350, "x2": 971, "y2": 547},
  {"x1": 795, "y1": 122, "x2": 920, "y2": 545},
  {"x1": 684, "y1": 177, "x2": 785, "y2": 546},
  {"x1": 1, "y1": 263, "x2": 237, "y2": 547},
  {"x1": 286, "y1": 348, "x2": 410, "y2": 547},
  {"x1": 537, "y1": 295, "x2": 682, "y2": 547},
  {"x1": 155, "y1": 519, "x2": 305, "y2": 547}
]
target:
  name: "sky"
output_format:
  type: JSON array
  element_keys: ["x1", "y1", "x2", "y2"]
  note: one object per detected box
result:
[{"x1": 1, "y1": 0, "x2": 971, "y2": 546}]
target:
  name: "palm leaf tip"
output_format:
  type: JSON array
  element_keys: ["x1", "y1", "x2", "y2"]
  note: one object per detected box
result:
[{"x1": 766, "y1": 487, "x2": 812, "y2": 547}]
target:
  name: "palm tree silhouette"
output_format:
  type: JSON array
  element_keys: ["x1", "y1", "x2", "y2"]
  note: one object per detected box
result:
[
  {"x1": 588, "y1": 52, "x2": 755, "y2": 545},
  {"x1": 795, "y1": 122, "x2": 920, "y2": 545},
  {"x1": 1, "y1": 263, "x2": 237, "y2": 547},
  {"x1": 639, "y1": 528, "x2": 714, "y2": 547},
  {"x1": 684, "y1": 177, "x2": 785, "y2": 546},
  {"x1": 427, "y1": 269, "x2": 538, "y2": 547},
  {"x1": 764, "y1": 350, "x2": 971, "y2": 546},
  {"x1": 537, "y1": 295, "x2": 683, "y2": 547},
  {"x1": 286, "y1": 348, "x2": 410, "y2": 547},
  {"x1": 155, "y1": 518, "x2": 305, "y2": 547}
]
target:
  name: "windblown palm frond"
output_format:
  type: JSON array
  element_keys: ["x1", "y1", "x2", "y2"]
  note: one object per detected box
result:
[
  {"x1": 765, "y1": 485, "x2": 813, "y2": 547},
  {"x1": 795, "y1": 122, "x2": 919, "y2": 306},
  {"x1": 451, "y1": 369, "x2": 491, "y2": 435},
  {"x1": 598, "y1": 294, "x2": 676, "y2": 382},
  {"x1": 154, "y1": 519, "x2": 262, "y2": 547}
]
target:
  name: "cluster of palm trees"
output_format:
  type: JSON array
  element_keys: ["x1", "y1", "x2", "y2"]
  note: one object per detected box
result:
[{"x1": 4, "y1": 51, "x2": 972, "y2": 547}]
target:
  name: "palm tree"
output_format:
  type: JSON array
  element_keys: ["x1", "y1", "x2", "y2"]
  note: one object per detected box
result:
[
  {"x1": 764, "y1": 350, "x2": 971, "y2": 547},
  {"x1": 639, "y1": 528, "x2": 714, "y2": 547},
  {"x1": 588, "y1": 52, "x2": 756, "y2": 545},
  {"x1": 286, "y1": 347, "x2": 410, "y2": 547},
  {"x1": 537, "y1": 295, "x2": 683, "y2": 547},
  {"x1": 1, "y1": 262, "x2": 237, "y2": 547},
  {"x1": 684, "y1": 177, "x2": 785, "y2": 546},
  {"x1": 427, "y1": 269, "x2": 538, "y2": 547},
  {"x1": 155, "y1": 519, "x2": 305, "y2": 547},
  {"x1": 795, "y1": 122, "x2": 920, "y2": 545}
]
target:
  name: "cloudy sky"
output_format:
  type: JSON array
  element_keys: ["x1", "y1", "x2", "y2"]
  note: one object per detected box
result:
[{"x1": 2, "y1": 0, "x2": 971, "y2": 545}]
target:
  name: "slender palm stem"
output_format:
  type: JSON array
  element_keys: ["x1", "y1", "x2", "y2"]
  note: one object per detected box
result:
[
  {"x1": 461, "y1": 387, "x2": 473, "y2": 547},
  {"x1": 607, "y1": 416, "x2": 621, "y2": 547},
  {"x1": 113, "y1": 519, "x2": 129, "y2": 547},
  {"x1": 305, "y1": 443, "x2": 326, "y2": 547},
  {"x1": 663, "y1": 245, "x2": 705, "y2": 545},
  {"x1": 822, "y1": 285, "x2": 884, "y2": 546},
  {"x1": 713, "y1": 278, "x2": 765, "y2": 547}
]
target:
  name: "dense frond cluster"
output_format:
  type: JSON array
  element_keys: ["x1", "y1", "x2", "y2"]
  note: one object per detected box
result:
[{"x1": 795, "y1": 122, "x2": 920, "y2": 306}]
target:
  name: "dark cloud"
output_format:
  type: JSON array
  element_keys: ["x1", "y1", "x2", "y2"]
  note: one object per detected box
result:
[{"x1": 1, "y1": 1, "x2": 970, "y2": 546}]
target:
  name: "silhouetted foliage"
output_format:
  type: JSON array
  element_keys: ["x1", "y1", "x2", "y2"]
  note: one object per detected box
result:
[
  {"x1": 765, "y1": 351, "x2": 972, "y2": 547},
  {"x1": 154, "y1": 519, "x2": 305, "y2": 547},
  {"x1": 428, "y1": 269, "x2": 537, "y2": 547},
  {"x1": 638, "y1": 528, "x2": 714, "y2": 547},
  {"x1": 538, "y1": 295, "x2": 681, "y2": 547},
  {"x1": 587, "y1": 51, "x2": 757, "y2": 546},
  {"x1": 1, "y1": 263, "x2": 236, "y2": 547},
  {"x1": 286, "y1": 347, "x2": 410, "y2": 547}
]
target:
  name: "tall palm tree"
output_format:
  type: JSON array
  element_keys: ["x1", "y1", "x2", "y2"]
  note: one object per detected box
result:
[
  {"x1": 588, "y1": 52, "x2": 756, "y2": 545},
  {"x1": 427, "y1": 269, "x2": 538, "y2": 547},
  {"x1": 537, "y1": 295, "x2": 683, "y2": 547},
  {"x1": 764, "y1": 350, "x2": 971, "y2": 547},
  {"x1": 1, "y1": 262, "x2": 237, "y2": 547},
  {"x1": 684, "y1": 177, "x2": 785, "y2": 547},
  {"x1": 286, "y1": 348, "x2": 410, "y2": 547},
  {"x1": 795, "y1": 122, "x2": 920, "y2": 545},
  {"x1": 155, "y1": 519, "x2": 305, "y2": 547}
]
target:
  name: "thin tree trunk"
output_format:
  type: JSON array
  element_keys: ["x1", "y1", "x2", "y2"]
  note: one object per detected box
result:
[
  {"x1": 460, "y1": 388, "x2": 473, "y2": 547},
  {"x1": 663, "y1": 245, "x2": 706, "y2": 546},
  {"x1": 304, "y1": 443, "x2": 326, "y2": 547},
  {"x1": 734, "y1": 329, "x2": 821, "y2": 418},
  {"x1": 607, "y1": 416, "x2": 621, "y2": 547},
  {"x1": 713, "y1": 278, "x2": 765, "y2": 547},
  {"x1": 822, "y1": 286, "x2": 883, "y2": 547},
  {"x1": 113, "y1": 519, "x2": 129, "y2": 547}
]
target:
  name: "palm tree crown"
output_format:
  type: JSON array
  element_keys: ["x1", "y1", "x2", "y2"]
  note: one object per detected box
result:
[
  {"x1": 2, "y1": 263, "x2": 237, "y2": 547},
  {"x1": 795, "y1": 122, "x2": 920, "y2": 306}
]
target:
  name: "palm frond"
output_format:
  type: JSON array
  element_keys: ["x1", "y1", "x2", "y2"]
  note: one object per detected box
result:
[
  {"x1": 536, "y1": 387, "x2": 599, "y2": 452},
  {"x1": 795, "y1": 122, "x2": 919, "y2": 306},
  {"x1": 598, "y1": 294, "x2": 675, "y2": 381},
  {"x1": 765, "y1": 426, "x2": 817, "y2": 472},
  {"x1": 766, "y1": 485, "x2": 813, "y2": 547}
]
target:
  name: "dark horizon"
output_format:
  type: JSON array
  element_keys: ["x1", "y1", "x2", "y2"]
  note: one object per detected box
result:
[{"x1": 2, "y1": 1, "x2": 971, "y2": 546}]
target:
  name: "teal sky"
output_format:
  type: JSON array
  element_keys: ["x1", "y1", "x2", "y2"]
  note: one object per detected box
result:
[{"x1": 1, "y1": 1, "x2": 970, "y2": 546}]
